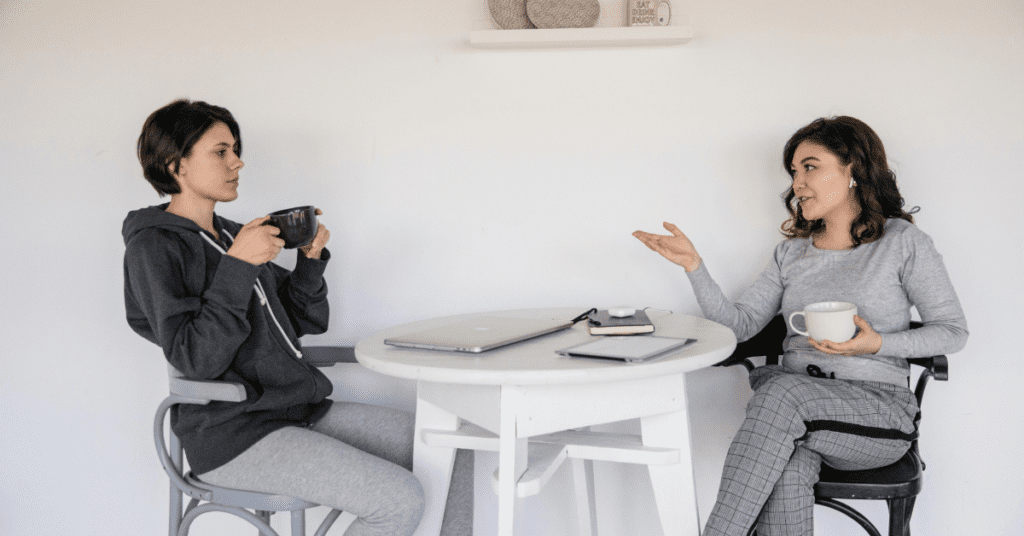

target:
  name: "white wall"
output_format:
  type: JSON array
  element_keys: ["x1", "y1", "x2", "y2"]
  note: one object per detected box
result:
[{"x1": 1, "y1": 1, "x2": 1021, "y2": 534}]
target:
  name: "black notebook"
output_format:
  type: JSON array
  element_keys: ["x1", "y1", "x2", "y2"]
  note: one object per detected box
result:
[{"x1": 587, "y1": 310, "x2": 655, "y2": 335}]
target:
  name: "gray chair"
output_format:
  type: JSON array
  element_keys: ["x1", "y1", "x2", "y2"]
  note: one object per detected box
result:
[{"x1": 155, "y1": 346, "x2": 359, "y2": 536}]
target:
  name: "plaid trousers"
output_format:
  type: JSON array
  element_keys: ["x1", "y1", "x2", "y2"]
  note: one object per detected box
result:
[{"x1": 702, "y1": 365, "x2": 919, "y2": 536}]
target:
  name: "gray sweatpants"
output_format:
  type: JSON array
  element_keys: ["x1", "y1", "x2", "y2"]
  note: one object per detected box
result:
[
  {"x1": 702, "y1": 365, "x2": 918, "y2": 536},
  {"x1": 198, "y1": 401, "x2": 473, "y2": 536}
]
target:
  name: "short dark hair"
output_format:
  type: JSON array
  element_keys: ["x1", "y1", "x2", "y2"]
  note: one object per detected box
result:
[
  {"x1": 137, "y1": 99, "x2": 241, "y2": 196},
  {"x1": 779, "y1": 116, "x2": 920, "y2": 247}
]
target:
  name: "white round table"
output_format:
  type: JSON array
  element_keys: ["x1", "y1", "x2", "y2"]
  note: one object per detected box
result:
[{"x1": 355, "y1": 308, "x2": 737, "y2": 536}]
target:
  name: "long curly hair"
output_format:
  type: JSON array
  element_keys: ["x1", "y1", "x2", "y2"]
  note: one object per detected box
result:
[{"x1": 779, "y1": 116, "x2": 920, "y2": 247}]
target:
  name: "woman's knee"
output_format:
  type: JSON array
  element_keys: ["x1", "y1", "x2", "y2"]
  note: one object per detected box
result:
[
  {"x1": 779, "y1": 447, "x2": 822, "y2": 489},
  {"x1": 363, "y1": 471, "x2": 425, "y2": 535},
  {"x1": 393, "y1": 473, "x2": 426, "y2": 527}
]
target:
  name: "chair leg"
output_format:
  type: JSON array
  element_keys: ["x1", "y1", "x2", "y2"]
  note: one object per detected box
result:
[
  {"x1": 887, "y1": 497, "x2": 915, "y2": 536},
  {"x1": 291, "y1": 509, "x2": 305, "y2": 536},
  {"x1": 169, "y1": 435, "x2": 184, "y2": 536},
  {"x1": 255, "y1": 510, "x2": 272, "y2": 536},
  {"x1": 184, "y1": 498, "x2": 200, "y2": 518},
  {"x1": 169, "y1": 483, "x2": 183, "y2": 536},
  {"x1": 904, "y1": 496, "x2": 917, "y2": 536}
]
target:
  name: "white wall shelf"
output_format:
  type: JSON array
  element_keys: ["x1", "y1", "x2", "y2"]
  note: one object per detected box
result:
[{"x1": 469, "y1": 25, "x2": 692, "y2": 49}]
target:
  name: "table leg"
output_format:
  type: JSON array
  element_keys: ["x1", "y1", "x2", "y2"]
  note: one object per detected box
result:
[
  {"x1": 413, "y1": 394, "x2": 459, "y2": 536},
  {"x1": 571, "y1": 458, "x2": 598, "y2": 536},
  {"x1": 497, "y1": 386, "x2": 527, "y2": 536},
  {"x1": 641, "y1": 383, "x2": 701, "y2": 535}
]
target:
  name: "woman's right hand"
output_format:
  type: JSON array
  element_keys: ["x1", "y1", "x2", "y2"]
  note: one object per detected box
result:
[
  {"x1": 633, "y1": 222, "x2": 703, "y2": 273},
  {"x1": 227, "y1": 216, "x2": 285, "y2": 266}
]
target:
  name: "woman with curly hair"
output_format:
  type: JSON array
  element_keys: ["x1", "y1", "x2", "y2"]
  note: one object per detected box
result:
[{"x1": 634, "y1": 116, "x2": 967, "y2": 535}]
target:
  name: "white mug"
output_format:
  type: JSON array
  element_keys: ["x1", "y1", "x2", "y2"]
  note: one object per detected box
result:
[
  {"x1": 788, "y1": 302, "x2": 858, "y2": 343},
  {"x1": 628, "y1": 0, "x2": 671, "y2": 27}
]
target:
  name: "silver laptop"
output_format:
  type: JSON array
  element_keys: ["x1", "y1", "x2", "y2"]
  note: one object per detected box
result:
[{"x1": 384, "y1": 316, "x2": 574, "y2": 353}]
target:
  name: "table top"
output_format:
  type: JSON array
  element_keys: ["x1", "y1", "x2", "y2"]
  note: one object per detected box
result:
[{"x1": 354, "y1": 308, "x2": 737, "y2": 385}]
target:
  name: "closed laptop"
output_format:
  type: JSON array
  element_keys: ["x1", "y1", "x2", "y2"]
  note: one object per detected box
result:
[{"x1": 384, "y1": 316, "x2": 573, "y2": 353}]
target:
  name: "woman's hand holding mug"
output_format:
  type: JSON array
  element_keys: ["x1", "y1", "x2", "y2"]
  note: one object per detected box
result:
[
  {"x1": 299, "y1": 208, "x2": 330, "y2": 260},
  {"x1": 227, "y1": 216, "x2": 285, "y2": 266},
  {"x1": 789, "y1": 302, "x2": 883, "y2": 356},
  {"x1": 633, "y1": 222, "x2": 703, "y2": 273},
  {"x1": 809, "y1": 315, "x2": 883, "y2": 356}
]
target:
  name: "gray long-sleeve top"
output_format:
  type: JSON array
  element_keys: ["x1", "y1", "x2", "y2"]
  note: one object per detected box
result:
[{"x1": 685, "y1": 218, "x2": 968, "y2": 387}]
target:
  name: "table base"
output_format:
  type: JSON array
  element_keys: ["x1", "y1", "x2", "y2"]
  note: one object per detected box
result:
[{"x1": 412, "y1": 373, "x2": 703, "y2": 536}]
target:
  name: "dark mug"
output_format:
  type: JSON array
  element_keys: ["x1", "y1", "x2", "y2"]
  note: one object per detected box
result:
[{"x1": 265, "y1": 206, "x2": 317, "y2": 249}]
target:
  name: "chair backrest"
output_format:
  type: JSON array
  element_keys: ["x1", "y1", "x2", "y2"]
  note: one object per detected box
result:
[
  {"x1": 158, "y1": 345, "x2": 358, "y2": 479},
  {"x1": 302, "y1": 345, "x2": 358, "y2": 366},
  {"x1": 157, "y1": 347, "x2": 355, "y2": 536},
  {"x1": 716, "y1": 315, "x2": 950, "y2": 467},
  {"x1": 716, "y1": 316, "x2": 949, "y2": 409},
  {"x1": 155, "y1": 374, "x2": 245, "y2": 504},
  {"x1": 167, "y1": 363, "x2": 247, "y2": 403}
]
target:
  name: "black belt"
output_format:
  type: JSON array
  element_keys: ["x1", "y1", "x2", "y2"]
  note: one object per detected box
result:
[{"x1": 798, "y1": 411, "x2": 921, "y2": 442}]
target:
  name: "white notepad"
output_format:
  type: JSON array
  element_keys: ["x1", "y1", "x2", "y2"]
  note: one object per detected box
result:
[{"x1": 556, "y1": 336, "x2": 697, "y2": 363}]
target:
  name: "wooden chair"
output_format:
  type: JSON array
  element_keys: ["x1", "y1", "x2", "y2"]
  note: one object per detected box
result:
[
  {"x1": 715, "y1": 315, "x2": 948, "y2": 536},
  {"x1": 155, "y1": 346, "x2": 357, "y2": 536}
]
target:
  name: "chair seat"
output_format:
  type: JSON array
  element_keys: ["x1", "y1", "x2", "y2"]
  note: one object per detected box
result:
[
  {"x1": 185, "y1": 472, "x2": 319, "y2": 511},
  {"x1": 815, "y1": 449, "x2": 923, "y2": 500}
]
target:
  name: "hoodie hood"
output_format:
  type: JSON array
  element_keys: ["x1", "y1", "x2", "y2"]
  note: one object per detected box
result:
[{"x1": 122, "y1": 203, "x2": 228, "y2": 246}]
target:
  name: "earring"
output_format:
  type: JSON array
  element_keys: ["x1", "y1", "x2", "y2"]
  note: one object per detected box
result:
[{"x1": 850, "y1": 178, "x2": 856, "y2": 188}]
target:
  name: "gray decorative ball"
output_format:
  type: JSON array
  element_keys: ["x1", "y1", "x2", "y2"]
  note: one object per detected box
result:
[
  {"x1": 526, "y1": 0, "x2": 601, "y2": 29},
  {"x1": 489, "y1": 0, "x2": 536, "y2": 30}
]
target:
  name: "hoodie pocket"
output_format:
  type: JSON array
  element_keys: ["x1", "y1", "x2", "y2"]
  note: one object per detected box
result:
[{"x1": 249, "y1": 355, "x2": 318, "y2": 412}]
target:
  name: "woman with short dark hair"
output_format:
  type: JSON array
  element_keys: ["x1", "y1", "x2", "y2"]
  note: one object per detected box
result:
[
  {"x1": 125, "y1": 99, "x2": 473, "y2": 536},
  {"x1": 137, "y1": 99, "x2": 243, "y2": 197},
  {"x1": 634, "y1": 116, "x2": 967, "y2": 535}
]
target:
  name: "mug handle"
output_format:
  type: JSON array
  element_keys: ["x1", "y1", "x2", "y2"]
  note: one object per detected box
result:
[
  {"x1": 658, "y1": 0, "x2": 671, "y2": 26},
  {"x1": 788, "y1": 311, "x2": 809, "y2": 337}
]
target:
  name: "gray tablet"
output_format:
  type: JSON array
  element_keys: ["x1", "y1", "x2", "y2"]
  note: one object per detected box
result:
[{"x1": 557, "y1": 336, "x2": 696, "y2": 363}]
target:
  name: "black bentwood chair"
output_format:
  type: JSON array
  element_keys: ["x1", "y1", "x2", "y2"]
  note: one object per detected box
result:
[
  {"x1": 714, "y1": 316, "x2": 949, "y2": 536},
  {"x1": 155, "y1": 346, "x2": 358, "y2": 536}
]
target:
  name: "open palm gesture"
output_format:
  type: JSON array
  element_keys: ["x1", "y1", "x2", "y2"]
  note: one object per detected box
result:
[{"x1": 633, "y1": 222, "x2": 703, "y2": 273}]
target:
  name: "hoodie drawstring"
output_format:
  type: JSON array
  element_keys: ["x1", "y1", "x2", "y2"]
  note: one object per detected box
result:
[{"x1": 199, "y1": 230, "x2": 304, "y2": 359}]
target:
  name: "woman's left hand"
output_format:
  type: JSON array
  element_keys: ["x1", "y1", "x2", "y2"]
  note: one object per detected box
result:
[
  {"x1": 810, "y1": 315, "x2": 883, "y2": 356},
  {"x1": 299, "y1": 208, "x2": 330, "y2": 260}
]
